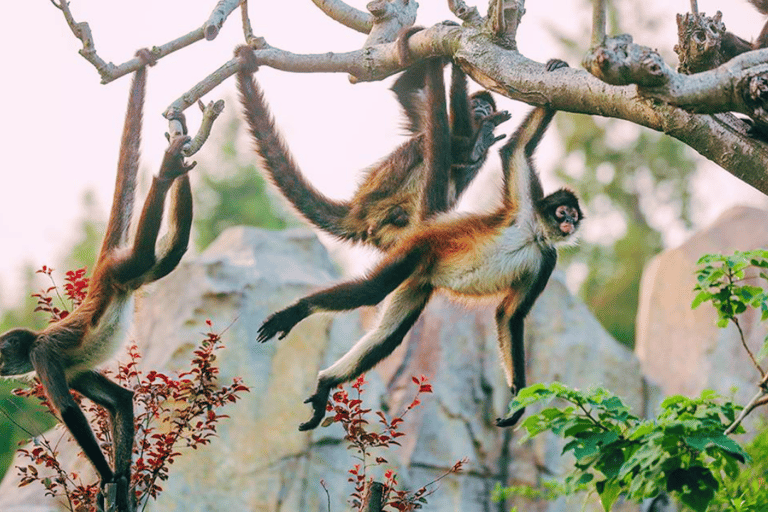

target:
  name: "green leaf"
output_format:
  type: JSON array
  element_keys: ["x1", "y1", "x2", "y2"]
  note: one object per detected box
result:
[{"x1": 595, "y1": 479, "x2": 622, "y2": 512}]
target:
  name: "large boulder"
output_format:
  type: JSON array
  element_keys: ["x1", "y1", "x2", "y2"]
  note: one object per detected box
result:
[
  {"x1": 0, "y1": 227, "x2": 650, "y2": 511},
  {"x1": 636, "y1": 206, "x2": 768, "y2": 410}
]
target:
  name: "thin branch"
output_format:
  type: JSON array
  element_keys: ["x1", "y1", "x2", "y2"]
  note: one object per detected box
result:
[
  {"x1": 204, "y1": 0, "x2": 242, "y2": 41},
  {"x1": 185, "y1": 100, "x2": 226, "y2": 156},
  {"x1": 591, "y1": 0, "x2": 607, "y2": 48},
  {"x1": 732, "y1": 317, "x2": 765, "y2": 376},
  {"x1": 725, "y1": 388, "x2": 768, "y2": 435},
  {"x1": 51, "y1": 1, "x2": 235, "y2": 84},
  {"x1": 310, "y1": 0, "x2": 372, "y2": 34},
  {"x1": 690, "y1": 0, "x2": 699, "y2": 17},
  {"x1": 241, "y1": 0, "x2": 255, "y2": 43},
  {"x1": 447, "y1": 0, "x2": 482, "y2": 26}
]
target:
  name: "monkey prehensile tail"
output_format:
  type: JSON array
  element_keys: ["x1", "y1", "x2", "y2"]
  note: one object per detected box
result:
[
  {"x1": 0, "y1": 50, "x2": 195, "y2": 512},
  {"x1": 235, "y1": 45, "x2": 510, "y2": 251},
  {"x1": 257, "y1": 58, "x2": 582, "y2": 431}
]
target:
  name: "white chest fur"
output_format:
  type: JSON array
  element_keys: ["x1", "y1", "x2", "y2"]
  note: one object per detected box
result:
[
  {"x1": 67, "y1": 295, "x2": 134, "y2": 377},
  {"x1": 432, "y1": 222, "x2": 546, "y2": 297}
]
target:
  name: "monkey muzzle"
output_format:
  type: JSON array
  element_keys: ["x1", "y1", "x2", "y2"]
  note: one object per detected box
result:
[{"x1": 559, "y1": 215, "x2": 577, "y2": 235}]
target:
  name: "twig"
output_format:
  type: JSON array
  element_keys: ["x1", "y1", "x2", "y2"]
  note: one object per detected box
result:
[
  {"x1": 732, "y1": 317, "x2": 765, "y2": 376},
  {"x1": 51, "y1": 1, "x2": 235, "y2": 84},
  {"x1": 310, "y1": 0, "x2": 372, "y2": 34},
  {"x1": 241, "y1": 0, "x2": 255, "y2": 43},
  {"x1": 185, "y1": 100, "x2": 226, "y2": 157},
  {"x1": 591, "y1": 0, "x2": 607, "y2": 48},
  {"x1": 725, "y1": 388, "x2": 768, "y2": 435},
  {"x1": 203, "y1": 0, "x2": 242, "y2": 41},
  {"x1": 447, "y1": 0, "x2": 481, "y2": 25},
  {"x1": 690, "y1": 0, "x2": 699, "y2": 16}
]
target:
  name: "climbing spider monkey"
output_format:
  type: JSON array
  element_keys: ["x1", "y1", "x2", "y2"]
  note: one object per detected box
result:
[
  {"x1": 257, "y1": 58, "x2": 582, "y2": 431},
  {"x1": 235, "y1": 43, "x2": 510, "y2": 251},
  {"x1": 0, "y1": 51, "x2": 195, "y2": 511}
]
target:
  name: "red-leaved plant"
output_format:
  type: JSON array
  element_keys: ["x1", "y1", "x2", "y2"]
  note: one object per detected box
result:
[
  {"x1": 327, "y1": 374, "x2": 466, "y2": 511},
  {"x1": 11, "y1": 267, "x2": 249, "y2": 511}
]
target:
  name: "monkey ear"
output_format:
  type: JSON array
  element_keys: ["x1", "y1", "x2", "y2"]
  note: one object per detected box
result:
[{"x1": 235, "y1": 45, "x2": 259, "y2": 73}]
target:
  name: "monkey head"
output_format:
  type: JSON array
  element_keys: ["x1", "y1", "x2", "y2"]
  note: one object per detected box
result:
[
  {"x1": 0, "y1": 328, "x2": 36, "y2": 376},
  {"x1": 537, "y1": 188, "x2": 582, "y2": 243},
  {"x1": 470, "y1": 91, "x2": 497, "y2": 123}
]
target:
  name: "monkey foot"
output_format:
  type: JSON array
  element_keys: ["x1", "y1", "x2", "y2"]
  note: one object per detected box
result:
[
  {"x1": 495, "y1": 407, "x2": 525, "y2": 428},
  {"x1": 298, "y1": 386, "x2": 331, "y2": 431}
]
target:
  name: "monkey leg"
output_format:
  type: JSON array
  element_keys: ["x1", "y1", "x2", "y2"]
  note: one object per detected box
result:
[
  {"x1": 72, "y1": 371, "x2": 135, "y2": 512},
  {"x1": 494, "y1": 295, "x2": 528, "y2": 428},
  {"x1": 258, "y1": 249, "x2": 425, "y2": 343},
  {"x1": 299, "y1": 283, "x2": 432, "y2": 431}
]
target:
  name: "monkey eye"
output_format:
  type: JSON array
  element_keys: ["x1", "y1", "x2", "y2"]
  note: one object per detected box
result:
[{"x1": 555, "y1": 205, "x2": 568, "y2": 219}]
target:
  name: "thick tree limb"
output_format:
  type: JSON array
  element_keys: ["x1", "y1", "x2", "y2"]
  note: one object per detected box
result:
[
  {"x1": 584, "y1": 34, "x2": 768, "y2": 132},
  {"x1": 454, "y1": 31, "x2": 768, "y2": 194}
]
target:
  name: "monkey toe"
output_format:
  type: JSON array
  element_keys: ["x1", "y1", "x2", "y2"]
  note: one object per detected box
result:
[
  {"x1": 495, "y1": 407, "x2": 525, "y2": 428},
  {"x1": 545, "y1": 58, "x2": 569, "y2": 72}
]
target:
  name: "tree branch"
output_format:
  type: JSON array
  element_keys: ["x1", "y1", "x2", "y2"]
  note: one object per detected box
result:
[
  {"x1": 590, "y1": 0, "x2": 607, "y2": 48},
  {"x1": 51, "y1": 0, "x2": 237, "y2": 84},
  {"x1": 454, "y1": 30, "x2": 768, "y2": 194},
  {"x1": 204, "y1": 0, "x2": 242, "y2": 41},
  {"x1": 310, "y1": 0, "x2": 372, "y2": 34}
]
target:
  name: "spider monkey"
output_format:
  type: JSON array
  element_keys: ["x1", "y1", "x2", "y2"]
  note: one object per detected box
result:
[
  {"x1": 0, "y1": 52, "x2": 195, "y2": 512},
  {"x1": 257, "y1": 58, "x2": 582, "y2": 431},
  {"x1": 235, "y1": 42, "x2": 510, "y2": 251}
]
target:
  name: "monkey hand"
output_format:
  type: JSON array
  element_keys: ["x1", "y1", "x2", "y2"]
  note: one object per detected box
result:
[
  {"x1": 257, "y1": 302, "x2": 309, "y2": 343},
  {"x1": 159, "y1": 135, "x2": 196, "y2": 180},
  {"x1": 470, "y1": 110, "x2": 512, "y2": 162},
  {"x1": 545, "y1": 58, "x2": 570, "y2": 72},
  {"x1": 298, "y1": 382, "x2": 332, "y2": 431}
]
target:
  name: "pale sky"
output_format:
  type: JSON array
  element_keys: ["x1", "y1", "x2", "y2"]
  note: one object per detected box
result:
[{"x1": 0, "y1": 0, "x2": 765, "y2": 305}]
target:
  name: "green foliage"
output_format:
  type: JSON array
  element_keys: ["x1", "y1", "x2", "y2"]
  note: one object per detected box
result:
[
  {"x1": 692, "y1": 250, "x2": 768, "y2": 328},
  {"x1": 193, "y1": 116, "x2": 290, "y2": 250},
  {"x1": 508, "y1": 383, "x2": 747, "y2": 512},
  {"x1": 705, "y1": 425, "x2": 768, "y2": 511}
]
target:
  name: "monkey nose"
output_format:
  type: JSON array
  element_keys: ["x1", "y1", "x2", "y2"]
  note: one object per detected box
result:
[{"x1": 560, "y1": 221, "x2": 574, "y2": 234}]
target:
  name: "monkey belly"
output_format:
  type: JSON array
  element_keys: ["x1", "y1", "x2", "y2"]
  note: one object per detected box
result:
[
  {"x1": 65, "y1": 295, "x2": 134, "y2": 378},
  {"x1": 431, "y1": 235, "x2": 543, "y2": 297}
]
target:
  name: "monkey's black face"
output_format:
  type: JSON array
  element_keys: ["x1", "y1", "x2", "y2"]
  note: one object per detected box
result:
[
  {"x1": 0, "y1": 328, "x2": 36, "y2": 376},
  {"x1": 538, "y1": 188, "x2": 583, "y2": 242}
]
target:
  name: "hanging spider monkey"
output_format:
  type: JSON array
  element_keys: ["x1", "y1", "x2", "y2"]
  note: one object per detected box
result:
[
  {"x1": 0, "y1": 51, "x2": 195, "y2": 512},
  {"x1": 257, "y1": 58, "x2": 582, "y2": 431},
  {"x1": 235, "y1": 42, "x2": 510, "y2": 251}
]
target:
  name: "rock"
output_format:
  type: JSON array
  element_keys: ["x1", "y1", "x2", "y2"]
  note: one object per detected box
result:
[
  {"x1": 0, "y1": 227, "x2": 650, "y2": 511},
  {"x1": 636, "y1": 206, "x2": 768, "y2": 411}
]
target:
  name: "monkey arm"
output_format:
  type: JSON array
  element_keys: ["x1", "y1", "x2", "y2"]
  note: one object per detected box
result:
[
  {"x1": 257, "y1": 248, "x2": 425, "y2": 343},
  {"x1": 30, "y1": 346, "x2": 114, "y2": 483},
  {"x1": 420, "y1": 58, "x2": 453, "y2": 218},
  {"x1": 300, "y1": 282, "x2": 433, "y2": 431},
  {"x1": 71, "y1": 371, "x2": 135, "y2": 512},
  {"x1": 110, "y1": 136, "x2": 194, "y2": 285},
  {"x1": 146, "y1": 175, "x2": 192, "y2": 283}
]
